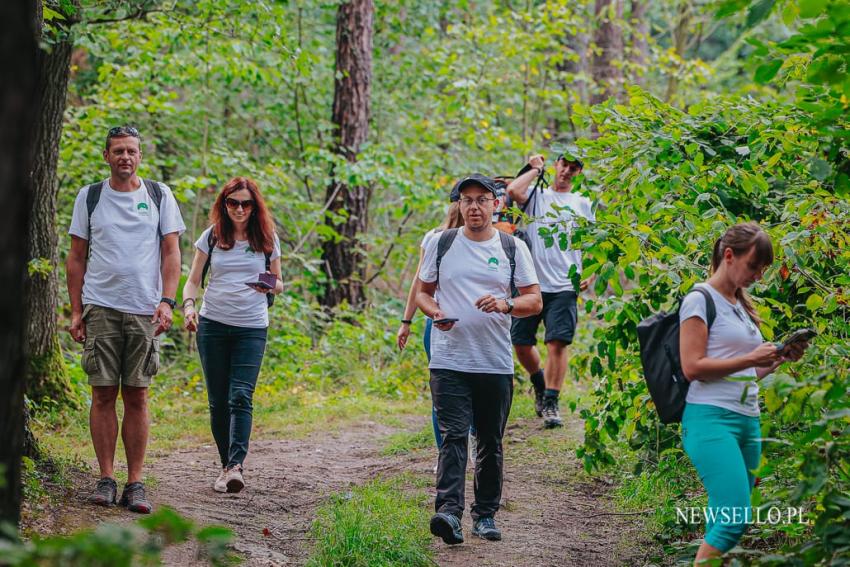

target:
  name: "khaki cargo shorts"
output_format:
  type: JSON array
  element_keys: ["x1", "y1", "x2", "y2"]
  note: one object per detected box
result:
[{"x1": 81, "y1": 304, "x2": 161, "y2": 388}]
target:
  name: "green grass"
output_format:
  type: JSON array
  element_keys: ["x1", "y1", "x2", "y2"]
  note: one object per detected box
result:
[
  {"x1": 306, "y1": 476, "x2": 433, "y2": 567},
  {"x1": 381, "y1": 424, "x2": 434, "y2": 456}
]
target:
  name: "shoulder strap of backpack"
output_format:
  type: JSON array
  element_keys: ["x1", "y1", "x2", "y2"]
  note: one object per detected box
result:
[
  {"x1": 201, "y1": 230, "x2": 216, "y2": 288},
  {"x1": 688, "y1": 286, "x2": 717, "y2": 329},
  {"x1": 435, "y1": 228, "x2": 459, "y2": 286},
  {"x1": 143, "y1": 179, "x2": 164, "y2": 238},
  {"x1": 498, "y1": 230, "x2": 517, "y2": 293},
  {"x1": 85, "y1": 182, "x2": 104, "y2": 258}
]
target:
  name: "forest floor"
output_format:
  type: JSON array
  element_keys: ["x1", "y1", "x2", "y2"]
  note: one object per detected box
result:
[{"x1": 23, "y1": 389, "x2": 659, "y2": 566}]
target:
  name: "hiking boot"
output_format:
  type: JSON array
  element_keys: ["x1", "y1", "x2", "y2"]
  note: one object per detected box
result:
[
  {"x1": 472, "y1": 517, "x2": 502, "y2": 541},
  {"x1": 214, "y1": 468, "x2": 228, "y2": 493},
  {"x1": 534, "y1": 389, "x2": 545, "y2": 417},
  {"x1": 225, "y1": 464, "x2": 245, "y2": 493},
  {"x1": 542, "y1": 398, "x2": 563, "y2": 429},
  {"x1": 87, "y1": 477, "x2": 117, "y2": 507},
  {"x1": 430, "y1": 512, "x2": 464, "y2": 545},
  {"x1": 119, "y1": 481, "x2": 152, "y2": 514}
]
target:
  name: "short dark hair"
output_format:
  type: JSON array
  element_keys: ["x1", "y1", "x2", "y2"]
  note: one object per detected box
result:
[{"x1": 105, "y1": 125, "x2": 141, "y2": 150}]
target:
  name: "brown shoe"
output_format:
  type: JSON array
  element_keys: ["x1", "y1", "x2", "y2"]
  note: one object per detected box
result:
[
  {"x1": 214, "y1": 468, "x2": 228, "y2": 493},
  {"x1": 225, "y1": 465, "x2": 244, "y2": 493}
]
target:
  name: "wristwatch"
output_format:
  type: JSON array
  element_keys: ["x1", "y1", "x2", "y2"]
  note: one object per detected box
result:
[
  {"x1": 505, "y1": 298, "x2": 515, "y2": 314},
  {"x1": 401, "y1": 319, "x2": 413, "y2": 325},
  {"x1": 160, "y1": 297, "x2": 177, "y2": 309}
]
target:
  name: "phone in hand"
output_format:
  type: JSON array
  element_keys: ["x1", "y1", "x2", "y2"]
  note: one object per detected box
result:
[
  {"x1": 776, "y1": 328, "x2": 816, "y2": 352},
  {"x1": 433, "y1": 318, "x2": 459, "y2": 325},
  {"x1": 245, "y1": 272, "x2": 277, "y2": 290}
]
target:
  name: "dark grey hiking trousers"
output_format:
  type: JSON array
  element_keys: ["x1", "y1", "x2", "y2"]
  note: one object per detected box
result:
[{"x1": 430, "y1": 368, "x2": 513, "y2": 520}]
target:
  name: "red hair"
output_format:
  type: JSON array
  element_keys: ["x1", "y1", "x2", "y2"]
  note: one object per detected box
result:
[{"x1": 209, "y1": 177, "x2": 275, "y2": 254}]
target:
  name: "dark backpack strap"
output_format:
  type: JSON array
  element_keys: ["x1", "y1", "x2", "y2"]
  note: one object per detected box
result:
[
  {"x1": 435, "y1": 228, "x2": 459, "y2": 286},
  {"x1": 201, "y1": 230, "x2": 216, "y2": 288},
  {"x1": 498, "y1": 230, "x2": 517, "y2": 294},
  {"x1": 85, "y1": 182, "x2": 104, "y2": 258},
  {"x1": 143, "y1": 179, "x2": 164, "y2": 238},
  {"x1": 684, "y1": 287, "x2": 717, "y2": 329}
]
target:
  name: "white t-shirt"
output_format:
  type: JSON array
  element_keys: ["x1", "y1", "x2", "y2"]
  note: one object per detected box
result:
[
  {"x1": 419, "y1": 229, "x2": 538, "y2": 374},
  {"x1": 679, "y1": 283, "x2": 763, "y2": 416},
  {"x1": 195, "y1": 227, "x2": 281, "y2": 328},
  {"x1": 524, "y1": 188, "x2": 595, "y2": 293},
  {"x1": 69, "y1": 179, "x2": 186, "y2": 316}
]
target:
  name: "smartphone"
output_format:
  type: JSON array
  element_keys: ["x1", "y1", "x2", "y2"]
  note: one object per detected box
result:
[
  {"x1": 433, "y1": 318, "x2": 459, "y2": 325},
  {"x1": 776, "y1": 328, "x2": 816, "y2": 351},
  {"x1": 245, "y1": 272, "x2": 277, "y2": 290}
]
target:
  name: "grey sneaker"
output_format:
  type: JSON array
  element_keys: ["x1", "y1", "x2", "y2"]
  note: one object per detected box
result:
[
  {"x1": 87, "y1": 477, "x2": 117, "y2": 507},
  {"x1": 542, "y1": 398, "x2": 563, "y2": 429},
  {"x1": 119, "y1": 481, "x2": 152, "y2": 514},
  {"x1": 225, "y1": 464, "x2": 245, "y2": 493},
  {"x1": 472, "y1": 517, "x2": 502, "y2": 541},
  {"x1": 214, "y1": 468, "x2": 228, "y2": 493},
  {"x1": 430, "y1": 512, "x2": 464, "y2": 545},
  {"x1": 534, "y1": 389, "x2": 545, "y2": 417}
]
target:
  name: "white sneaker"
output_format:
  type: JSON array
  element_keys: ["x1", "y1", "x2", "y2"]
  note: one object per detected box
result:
[
  {"x1": 214, "y1": 468, "x2": 227, "y2": 493},
  {"x1": 225, "y1": 465, "x2": 245, "y2": 493}
]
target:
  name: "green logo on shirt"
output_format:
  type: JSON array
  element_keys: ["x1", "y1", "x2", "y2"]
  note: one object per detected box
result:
[
  {"x1": 487, "y1": 257, "x2": 499, "y2": 270},
  {"x1": 136, "y1": 202, "x2": 150, "y2": 216},
  {"x1": 245, "y1": 246, "x2": 255, "y2": 255}
]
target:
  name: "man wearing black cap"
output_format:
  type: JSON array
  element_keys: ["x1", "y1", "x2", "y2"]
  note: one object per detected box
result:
[
  {"x1": 506, "y1": 153, "x2": 594, "y2": 428},
  {"x1": 417, "y1": 173, "x2": 542, "y2": 544}
]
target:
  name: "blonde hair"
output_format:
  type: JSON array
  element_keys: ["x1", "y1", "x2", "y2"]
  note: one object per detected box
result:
[{"x1": 439, "y1": 202, "x2": 464, "y2": 230}]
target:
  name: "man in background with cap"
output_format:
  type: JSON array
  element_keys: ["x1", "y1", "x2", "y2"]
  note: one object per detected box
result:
[
  {"x1": 506, "y1": 153, "x2": 595, "y2": 428},
  {"x1": 417, "y1": 173, "x2": 542, "y2": 544}
]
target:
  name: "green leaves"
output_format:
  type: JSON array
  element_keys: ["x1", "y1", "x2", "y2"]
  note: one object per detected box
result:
[{"x1": 754, "y1": 59, "x2": 783, "y2": 84}]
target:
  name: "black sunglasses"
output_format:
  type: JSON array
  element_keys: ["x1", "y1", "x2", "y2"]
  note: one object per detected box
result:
[
  {"x1": 108, "y1": 126, "x2": 140, "y2": 137},
  {"x1": 225, "y1": 197, "x2": 255, "y2": 210}
]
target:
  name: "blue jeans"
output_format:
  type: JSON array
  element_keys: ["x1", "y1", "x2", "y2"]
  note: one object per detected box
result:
[
  {"x1": 423, "y1": 318, "x2": 443, "y2": 448},
  {"x1": 196, "y1": 316, "x2": 268, "y2": 468}
]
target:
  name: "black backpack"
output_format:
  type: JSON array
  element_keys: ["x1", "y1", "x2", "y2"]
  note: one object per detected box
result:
[
  {"x1": 86, "y1": 179, "x2": 164, "y2": 256},
  {"x1": 201, "y1": 231, "x2": 275, "y2": 308},
  {"x1": 636, "y1": 287, "x2": 716, "y2": 424},
  {"x1": 435, "y1": 228, "x2": 517, "y2": 295}
]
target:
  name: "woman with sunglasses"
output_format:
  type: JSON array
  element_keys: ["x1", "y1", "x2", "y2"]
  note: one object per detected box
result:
[
  {"x1": 679, "y1": 222, "x2": 809, "y2": 565},
  {"x1": 182, "y1": 177, "x2": 282, "y2": 493}
]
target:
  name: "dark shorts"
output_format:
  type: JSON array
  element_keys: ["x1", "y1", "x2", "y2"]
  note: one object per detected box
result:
[{"x1": 511, "y1": 290, "x2": 578, "y2": 346}]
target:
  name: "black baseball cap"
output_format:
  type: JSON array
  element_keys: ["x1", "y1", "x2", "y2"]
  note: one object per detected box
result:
[{"x1": 449, "y1": 173, "x2": 499, "y2": 202}]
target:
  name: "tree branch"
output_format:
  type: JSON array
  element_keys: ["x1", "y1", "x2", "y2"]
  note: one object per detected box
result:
[{"x1": 365, "y1": 209, "x2": 414, "y2": 285}]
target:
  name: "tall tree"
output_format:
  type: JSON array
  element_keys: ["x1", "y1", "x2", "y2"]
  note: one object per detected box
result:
[
  {"x1": 319, "y1": 0, "x2": 375, "y2": 310},
  {"x1": 27, "y1": 0, "x2": 80, "y2": 407},
  {"x1": 629, "y1": 0, "x2": 649, "y2": 87},
  {"x1": 0, "y1": 0, "x2": 40, "y2": 529},
  {"x1": 590, "y1": 0, "x2": 625, "y2": 106}
]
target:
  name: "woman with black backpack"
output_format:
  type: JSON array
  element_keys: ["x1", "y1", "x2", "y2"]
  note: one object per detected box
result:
[
  {"x1": 182, "y1": 177, "x2": 282, "y2": 494},
  {"x1": 679, "y1": 222, "x2": 809, "y2": 564}
]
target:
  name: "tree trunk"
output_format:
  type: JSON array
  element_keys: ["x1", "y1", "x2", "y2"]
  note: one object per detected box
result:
[
  {"x1": 0, "y1": 0, "x2": 40, "y2": 529},
  {"x1": 629, "y1": 0, "x2": 649, "y2": 87},
  {"x1": 319, "y1": 0, "x2": 374, "y2": 311},
  {"x1": 26, "y1": 1, "x2": 79, "y2": 407},
  {"x1": 664, "y1": 1, "x2": 690, "y2": 103},
  {"x1": 590, "y1": 0, "x2": 624, "y2": 106}
]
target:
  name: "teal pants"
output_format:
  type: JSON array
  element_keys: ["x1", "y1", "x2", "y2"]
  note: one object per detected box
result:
[{"x1": 681, "y1": 403, "x2": 761, "y2": 553}]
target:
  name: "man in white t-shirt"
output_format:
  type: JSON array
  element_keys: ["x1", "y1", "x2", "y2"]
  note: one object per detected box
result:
[
  {"x1": 417, "y1": 173, "x2": 542, "y2": 545},
  {"x1": 506, "y1": 152, "x2": 595, "y2": 428},
  {"x1": 66, "y1": 126, "x2": 186, "y2": 514}
]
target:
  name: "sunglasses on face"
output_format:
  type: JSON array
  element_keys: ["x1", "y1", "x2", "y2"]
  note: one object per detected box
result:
[
  {"x1": 225, "y1": 197, "x2": 255, "y2": 210},
  {"x1": 108, "y1": 126, "x2": 140, "y2": 137}
]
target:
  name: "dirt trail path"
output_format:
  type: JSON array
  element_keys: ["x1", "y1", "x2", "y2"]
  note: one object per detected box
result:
[{"x1": 37, "y1": 412, "x2": 654, "y2": 566}]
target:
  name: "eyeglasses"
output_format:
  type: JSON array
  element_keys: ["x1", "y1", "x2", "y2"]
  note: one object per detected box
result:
[
  {"x1": 732, "y1": 304, "x2": 758, "y2": 336},
  {"x1": 108, "y1": 126, "x2": 140, "y2": 137},
  {"x1": 225, "y1": 197, "x2": 255, "y2": 210},
  {"x1": 459, "y1": 196, "x2": 496, "y2": 207}
]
